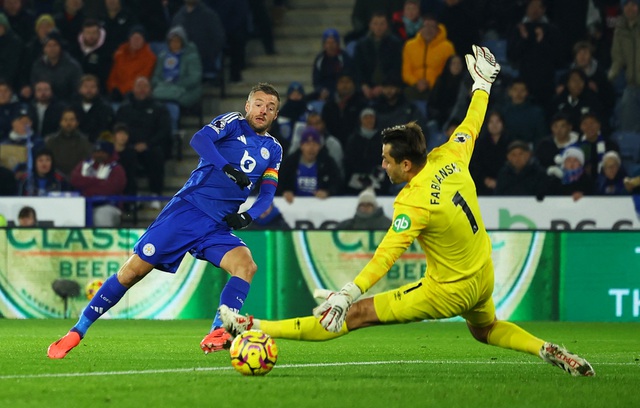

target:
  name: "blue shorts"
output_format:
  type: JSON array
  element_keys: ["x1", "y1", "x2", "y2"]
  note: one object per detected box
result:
[{"x1": 133, "y1": 197, "x2": 246, "y2": 272}]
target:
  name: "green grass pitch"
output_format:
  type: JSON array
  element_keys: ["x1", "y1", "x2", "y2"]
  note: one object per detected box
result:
[{"x1": 0, "y1": 320, "x2": 639, "y2": 408}]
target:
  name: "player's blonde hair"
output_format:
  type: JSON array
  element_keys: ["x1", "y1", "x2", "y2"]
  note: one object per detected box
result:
[{"x1": 248, "y1": 83, "x2": 281, "y2": 109}]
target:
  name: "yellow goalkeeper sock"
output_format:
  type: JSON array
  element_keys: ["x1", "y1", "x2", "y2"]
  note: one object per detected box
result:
[
  {"x1": 486, "y1": 321, "x2": 545, "y2": 356},
  {"x1": 256, "y1": 316, "x2": 348, "y2": 341}
]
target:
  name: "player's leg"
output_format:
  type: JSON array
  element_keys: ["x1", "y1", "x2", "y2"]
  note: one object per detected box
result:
[
  {"x1": 47, "y1": 254, "x2": 154, "y2": 359},
  {"x1": 201, "y1": 246, "x2": 256, "y2": 353},
  {"x1": 463, "y1": 263, "x2": 594, "y2": 376}
]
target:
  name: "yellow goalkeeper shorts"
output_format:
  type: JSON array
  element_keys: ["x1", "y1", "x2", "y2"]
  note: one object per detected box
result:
[{"x1": 373, "y1": 260, "x2": 496, "y2": 328}]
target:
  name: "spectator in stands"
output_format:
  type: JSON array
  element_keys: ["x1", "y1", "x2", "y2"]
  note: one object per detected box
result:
[
  {"x1": 111, "y1": 122, "x2": 138, "y2": 199},
  {"x1": 495, "y1": 140, "x2": 546, "y2": 196},
  {"x1": 29, "y1": 80, "x2": 64, "y2": 138},
  {"x1": 507, "y1": 0, "x2": 563, "y2": 106},
  {"x1": 595, "y1": 151, "x2": 629, "y2": 195},
  {"x1": 343, "y1": 108, "x2": 390, "y2": 196},
  {"x1": 354, "y1": 11, "x2": 403, "y2": 101},
  {"x1": 577, "y1": 113, "x2": 618, "y2": 177},
  {"x1": 439, "y1": 0, "x2": 479, "y2": 56},
  {"x1": 548, "y1": 68, "x2": 604, "y2": 131},
  {"x1": 623, "y1": 173, "x2": 640, "y2": 193},
  {"x1": 69, "y1": 18, "x2": 112, "y2": 93},
  {"x1": 101, "y1": 0, "x2": 138, "y2": 57},
  {"x1": 17, "y1": 147, "x2": 70, "y2": 196},
  {"x1": 134, "y1": 0, "x2": 178, "y2": 44},
  {"x1": 391, "y1": 0, "x2": 423, "y2": 43},
  {"x1": 54, "y1": 0, "x2": 85, "y2": 48},
  {"x1": 70, "y1": 74, "x2": 115, "y2": 143},
  {"x1": 541, "y1": 146, "x2": 593, "y2": 201},
  {"x1": 609, "y1": 0, "x2": 640, "y2": 133},
  {"x1": 171, "y1": 0, "x2": 226, "y2": 82},
  {"x1": 557, "y1": 41, "x2": 615, "y2": 122},
  {"x1": 0, "y1": 165, "x2": 17, "y2": 195},
  {"x1": 2, "y1": 105, "x2": 43, "y2": 153},
  {"x1": 106, "y1": 25, "x2": 157, "y2": 102},
  {"x1": 151, "y1": 25, "x2": 203, "y2": 130},
  {"x1": 402, "y1": 14, "x2": 455, "y2": 102},
  {"x1": 277, "y1": 126, "x2": 342, "y2": 203},
  {"x1": 274, "y1": 81, "x2": 308, "y2": 151},
  {"x1": 427, "y1": 54, "x2": 465, "y2": 130},
  {"x1": 245, "y1": 203, "x2": 290, "y2": 230},
  {"x1": 17, "y1": 206, "x2": 38, "y2": 226},
  {"x1": 71, "y1": 140, "x2": 126, "y2": 227},
  {"x1": 22, "y1": 14, "x2": 56, "y2": 98},
  {"x1": 373, "y1": 77, "x2": 425, "y2": 131},
  {"x1": 499, "y1": 78, "x2": 547, "y2": 147},
  {"x1": 0, "y1": 11, "x2": 25, "y2": 92},
  {"x1": 30, "y1": 30, "x2": 82, "y2": 104},
  {"x1": 44, "y1": 107, "x2": 92, "y2": 178},
  {"x1": 336, "y1": 187, "x2": 392, "y2": 230},
  {"x1": 321, "y1": 73, "x2": 367, "y2": 146},
  {"x1": 470, "y1": 111, "x2": 510, "y2": 196},
  {"x1": 287, "y1": 112, "x2": 344, "y2": 178},
  {"x1": 0, "y1": 80, "x2": 19, "y2": 141},
  {"x1": 312, "y1": 28, "x2": 354, "y2": 101},
  {"x1": 535, "y1": 113, "x2": 579, "y2": 170},
  {"x1": 208, "y1": 0, "x2": 249, "y2": 84},
  {"x1": 116, "y1": 76, "x2": 171, "y2": 205},
  {"x1": 3, "y1": 0, "x2": 34, "y2": 43},
  {"x1": 346, "y1": 0, "x2": 404, "y2": 44}
]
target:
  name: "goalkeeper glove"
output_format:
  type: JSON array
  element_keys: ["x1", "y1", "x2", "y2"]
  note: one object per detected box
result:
[
  {"x1": 465, "y1": 44, "x2": 501, "y2": 94},
  {"x1": 223, "y1": 164, "x2": 251, "y2": 189},
  {"x1": 224, "y1": 212, "x2": 253, "y2": 229},
  {"x1": 312, "y1": 282, "x2": 362, "y2": 333}
]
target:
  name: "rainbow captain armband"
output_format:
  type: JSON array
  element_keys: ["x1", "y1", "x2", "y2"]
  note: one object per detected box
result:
[{"x1": 262, "y1": 168, "x2": 278, "y2": 187}]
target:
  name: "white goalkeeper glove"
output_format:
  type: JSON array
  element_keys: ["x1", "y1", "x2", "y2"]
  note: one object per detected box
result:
[
  {"x1": 465, "y1": 44, "x2": 501, "y2": 95},
  {"x1": 312, "y1": 282, "x2": 362, "y2": 333}
]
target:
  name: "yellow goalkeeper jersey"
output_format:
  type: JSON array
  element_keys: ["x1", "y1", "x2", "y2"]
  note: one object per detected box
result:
[{"x1": 353, "y1": 91, "x2": 492, "y2": 293}]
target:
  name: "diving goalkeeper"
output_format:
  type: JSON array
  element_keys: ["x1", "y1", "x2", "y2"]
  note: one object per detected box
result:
[{"x1": 220, "y1": 45, "x2": 594, "y2": 377}]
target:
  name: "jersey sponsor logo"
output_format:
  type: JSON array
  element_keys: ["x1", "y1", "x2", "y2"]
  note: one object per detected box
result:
[
  {"x1": 261, "y1": 147, "x2": 270, "y2": 160},
  {"x1": 453, "y1": 132, "x2": 470, "y2": 143},
  {"x1": 392, "y1": 214, "x2": 411, "y2": 232},
  {"x1": 240, "y1": 150, "x2": 257, "y2": 173},
  {"x1": 237, "y1": 135, "x2": 247, "y2": 144},
  {"x1": 142, "y1": 243, "x2": 156, "y2": 256}
]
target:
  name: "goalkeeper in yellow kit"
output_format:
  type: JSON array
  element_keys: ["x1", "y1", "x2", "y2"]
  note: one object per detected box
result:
[{"x1": 220, "y1": 45, "x2": 594, "y2": 377}]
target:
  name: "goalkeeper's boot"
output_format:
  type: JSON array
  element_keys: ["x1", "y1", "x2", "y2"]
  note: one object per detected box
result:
[
  {"x1": 47, "y1": 330, "x2": 82, "y2": 359},
  {"x1": 218, "y1": 305, "x2": 253, "y2": 337},
  {"x1": 539, "y1": 342, "x2": 595, "y2": 377},
  {"x1": 200, "y1": 327, "x2": 232, "y2": 354}
]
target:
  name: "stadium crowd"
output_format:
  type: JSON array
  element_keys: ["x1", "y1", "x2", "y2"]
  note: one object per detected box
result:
[{"x1": 1, "y1": 0, "x2": 640, "y2": 227}]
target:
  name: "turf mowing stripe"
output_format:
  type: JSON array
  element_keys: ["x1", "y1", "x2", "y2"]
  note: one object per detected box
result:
[{"x1": 0, "y1": 360, "x2": 637, "y2": 380}]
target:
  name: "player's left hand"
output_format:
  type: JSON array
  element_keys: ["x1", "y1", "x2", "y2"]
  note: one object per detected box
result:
[
  {"x1": 224, "y1": 212, "x2": 253, "y2": 229},
  {"x1": 312, "y1": 282, "x2": 362, "y2": 333},
  {"x1": 465, "y1": 44, "x2": 501, "y2": 94}
]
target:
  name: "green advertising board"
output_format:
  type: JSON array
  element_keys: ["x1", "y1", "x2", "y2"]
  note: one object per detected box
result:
[{"x1": 561, "y1": 232, "x2": 640, "y2": 322}]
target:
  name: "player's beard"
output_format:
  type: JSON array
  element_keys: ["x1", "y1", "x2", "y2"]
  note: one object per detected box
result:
[{"x1": 247, "y1": 115, "x2": 269, "y2": 134}]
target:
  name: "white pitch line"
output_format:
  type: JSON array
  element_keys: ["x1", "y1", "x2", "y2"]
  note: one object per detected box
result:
[{"x1": 0, "y1": 360, "x2": 637, "y2": 380}]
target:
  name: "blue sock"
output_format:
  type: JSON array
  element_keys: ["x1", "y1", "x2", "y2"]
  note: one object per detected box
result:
[
  {"x1": 72, "y1": 274, "x2": 129, "y2": 337},
  {"x1": 211, "y1": 276, "x2": 250, "y2": 330}
]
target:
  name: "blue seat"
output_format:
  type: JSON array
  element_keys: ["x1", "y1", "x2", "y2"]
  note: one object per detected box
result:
[{"x1": 611, "y1": 131, "x2": 640, "y2": 173}]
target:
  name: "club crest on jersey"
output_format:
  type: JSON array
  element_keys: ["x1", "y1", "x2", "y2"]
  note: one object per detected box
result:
[
  {"x1": 142, "y1": 243, "x2": 156, "y2": 257},
  {"x1": 261, "y1": 147, "x2": 270, "y2": 159},
  {"x1": 392, "y1": 214, "x2": 411, "y2": 232},
  {"x1": 453, "y1": 132, "x2": 470, "y2": 143}
]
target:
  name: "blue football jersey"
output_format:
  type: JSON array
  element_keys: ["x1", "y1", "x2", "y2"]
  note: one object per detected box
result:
[{"x1": 176, "y1": 112, "x2": 282, "y2": 222}]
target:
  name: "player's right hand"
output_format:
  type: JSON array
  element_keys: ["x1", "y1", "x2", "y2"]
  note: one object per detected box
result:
[
  {"x1": 312, "y1": 282, "x2": 362, "y2": 333},
  {"x1": 223, "y1": 164, "x2": 251, "y2": 189},
  {"x1": 465, "y1": 44, "x2": 501, "y2": 94}
]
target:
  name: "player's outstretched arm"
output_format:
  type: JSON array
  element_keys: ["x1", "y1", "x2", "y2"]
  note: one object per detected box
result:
[{"x1": 313, "y1": 282, "x2": 362, "y2": 333}]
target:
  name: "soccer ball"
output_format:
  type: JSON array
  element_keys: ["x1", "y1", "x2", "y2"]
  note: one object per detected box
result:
[
  {"x1": 229, "y1": 330, "x2": 278, "y2": 376},
  {"x1": 85, "y1": 279, "x2": 103, "y2": 300}
]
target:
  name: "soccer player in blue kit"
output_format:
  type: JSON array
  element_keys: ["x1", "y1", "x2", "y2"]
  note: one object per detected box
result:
[{"x1": 48, "y1": 83, "x2": 283, "y2": 358}]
